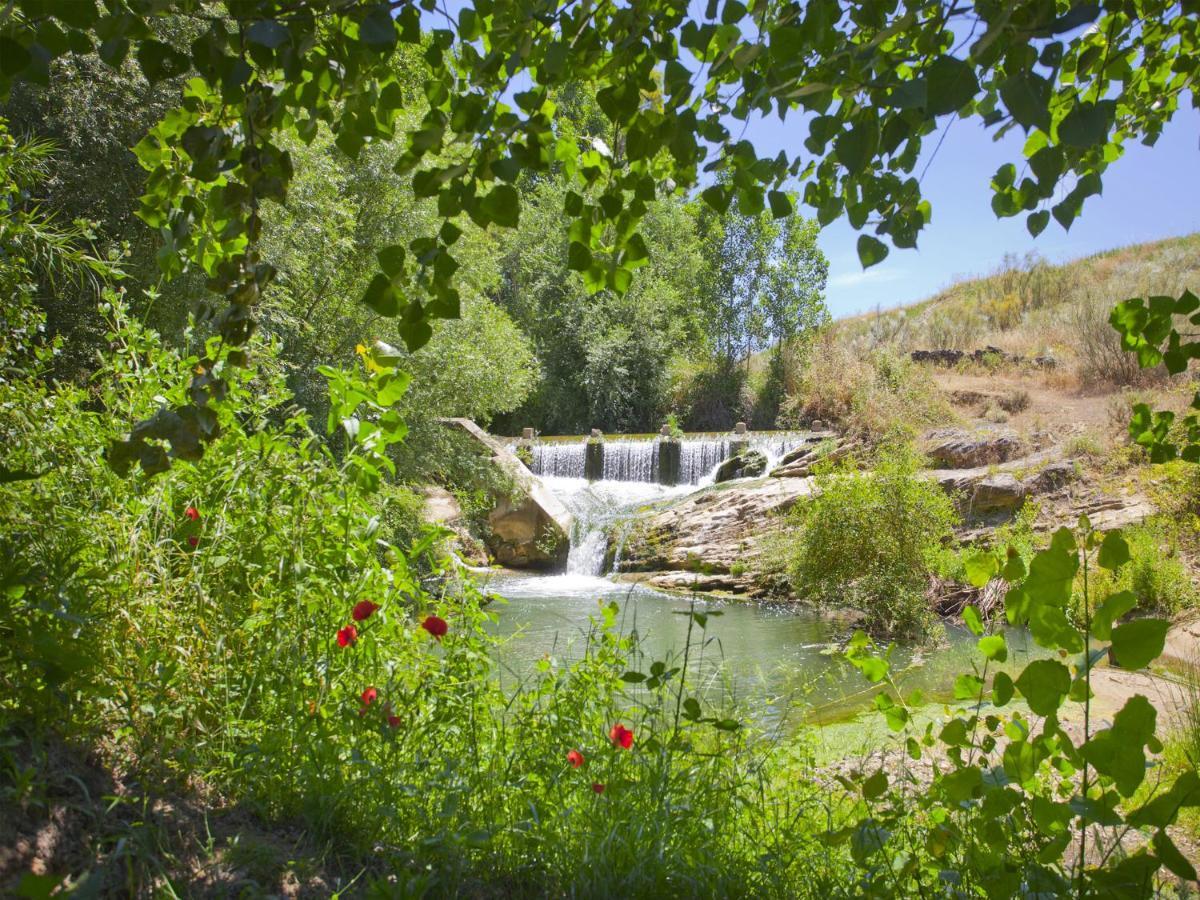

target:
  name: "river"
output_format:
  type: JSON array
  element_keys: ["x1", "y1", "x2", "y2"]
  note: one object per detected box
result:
[{"x1": 479, "y1": 439, "x2": 1038, "y2": 728}]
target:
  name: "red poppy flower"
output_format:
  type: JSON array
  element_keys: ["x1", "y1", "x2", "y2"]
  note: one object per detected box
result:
[
  {"x1": 187, "y1": 536, "x2": 199, "y2": 548},
  {"x1": 609, "y1": 723, "x2": 634, "y2": 750},
  {"x1": 352, "y1": 600, "x2": 380, "y2": 622},
  {"x1": 360, "y1": 687, "x2": 377, "y2": 706},
  {"x1": 567, "y1": 749, "x2": 585, "y2": 769},
  {"x1": 592, "y1": 783, "x2": 605, "y2": 794},
  {"x1": 387, "y1": 714, "x2": 402, "y2": 728},
  {"x1": 336, "y1": 624, "x2": 358, "y2": 647},
  {"x1": 421, "y1": 615, "x2": 448, "y2": 640},
  {"x1": 185, "y1": 506, "x2": 200, "y2": 521}
]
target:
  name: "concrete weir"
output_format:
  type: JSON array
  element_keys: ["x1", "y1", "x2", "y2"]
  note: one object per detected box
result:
[{"x1": 438, "y1": 418, "x2": 572, "y2": 570}]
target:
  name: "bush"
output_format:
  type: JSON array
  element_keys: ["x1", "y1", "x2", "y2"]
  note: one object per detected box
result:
[
  {"x1": 1086, "y1": 522, "x2": 1198, "y2": 617},
  {"x1": 782, "y1": 445, "x2": 960, "y2": 636}
]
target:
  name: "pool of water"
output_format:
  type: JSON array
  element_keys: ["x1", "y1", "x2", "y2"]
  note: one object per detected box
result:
[{"x1": 478, "y1": 570, "x2": 1043, "y2": 728}]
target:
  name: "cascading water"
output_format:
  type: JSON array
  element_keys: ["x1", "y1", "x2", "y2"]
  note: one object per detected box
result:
[
  {"x1": 544, "y1": 477, "x2": 689, "y2": 576},
  {"x1": 530, "y1": 433, "x2": 812, "y2": 485},
  {"x1": 522, "y1": 431, "x2": 824, "y2": 581}
]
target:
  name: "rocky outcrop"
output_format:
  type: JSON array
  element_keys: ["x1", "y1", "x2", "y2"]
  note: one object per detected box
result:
[
  {"x1": 770, "y1": 433, "x2": 853, "y2": 478},
  {"x1": 926, "y1": 427, "x2": 1022, "y2": 468},
  {"x1": 439, "y1": 418, "x2": 571, "y2": 570},
  {"x1": 614, "y1": 477, "x2": 815, "y2": 593},
  {"x1": 911, "y1": 347, "x2": 1057, "y2": 369},
  {"x1": 713, "y1": 449, "x2": 767, "y2": 483},
  {"x1": 969, "y1": 474, "x2": 1026, "y2": 513}
]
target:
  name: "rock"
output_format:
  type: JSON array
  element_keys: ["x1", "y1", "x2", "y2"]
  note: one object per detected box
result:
[
  {"x1": 713, "y1": 449, "x2": 767, "y2": 483},
  {"x1": 926, "y1": 427, "x2": 1022, "y2": 468},
  {"x1": 911, "y1": 349, "x2": 965, "y2": 366},
  {"x1": 615, "y1": 477, "x2": 815, "y2": 584},
  {"x1": 970, "y1": 474, "x2": 1026, "y2": 513},
  {"x1": 422, "y1": 486, "x2": 462, "y2": 524},
  {"x1": 1026, "y1": 460, "x2": 1077, "y2": 494}
]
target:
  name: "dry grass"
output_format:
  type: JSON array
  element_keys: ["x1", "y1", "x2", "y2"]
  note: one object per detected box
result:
[{"x1": 834, "y1": 234, "x2": 1200, "y2": 388}]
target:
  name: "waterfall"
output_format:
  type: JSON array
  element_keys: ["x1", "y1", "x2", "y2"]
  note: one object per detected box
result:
[
  {"x1": 541, "y1": 477, "x2": 687, "y2": 576},
  {"x1": 530, "y1": 433, "x2": 813, "y2": 485}
]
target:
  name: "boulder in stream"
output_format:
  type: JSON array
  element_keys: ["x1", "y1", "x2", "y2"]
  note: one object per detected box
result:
[{"x1": 713, "y1": 449, "x2": 767, "y2": 483}]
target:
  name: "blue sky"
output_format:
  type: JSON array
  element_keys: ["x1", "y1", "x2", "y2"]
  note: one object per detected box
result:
[{"x1": 744, "y1": 107, "x2": 1200, "y2": 319}]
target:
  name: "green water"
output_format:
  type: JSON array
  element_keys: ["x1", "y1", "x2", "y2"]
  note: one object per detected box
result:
[{"x1": 479, "y1": 570, "x2": 1042, "y2": 728}]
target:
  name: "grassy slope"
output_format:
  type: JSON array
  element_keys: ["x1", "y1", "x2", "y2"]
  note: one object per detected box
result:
[{"x1": 831, "y1": 233, "x2": 1200, "y2": 367}]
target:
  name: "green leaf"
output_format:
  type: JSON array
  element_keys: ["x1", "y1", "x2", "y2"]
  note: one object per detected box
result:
[
  {"x1": 1097, "y1": 531, "x2": 1131, "y2": 571},
  {"x1": 978, "y1": 634, "x2": 1007, "y2": 662},
  {"x1": 954, "y1": 673, "x2": 984, "y2": 700},
  {"x1": 1093, "y1": 590, "x2": 1136, "y2": 641},
  {"x1": 925, "y1": 56, "x2": 979, "y2": 116},
  {"x1": 1154, "y1": 829, "x2": 1197, "y2": 881},
  {"x1": 1026, "y1": 209, "x2": 1050, "y2": 237},
  {"x1": 377, "y1": 245, "x2": 406, "y2": 278},
  {"x1": 360, "y1": 7, "x2": 398, "y2": 51},
  {"x1": 1058, "y1": 101, "x2": 1110, "y2": 148},
  {"x1": 964, "y1": 552, "x2": 999, "y2": 589},
  {"x1": 999, "y1": 72, "x2": 1050, "y2": 131},
  {"x1": 701, "y1": 185, "x2": 731, "y2": 213},
  {"x1": 481, "y1": 184, "x2": 520, "y2": 228},
  {"x1": 1110, "y1": 618, "x2": 1169, "y2": 670},
  {"x1": 993, "y1": 671, "x2": 1014, "y2": 706},
  {"x1": 767, "y1": 190, "x2": 792, "y2": 219},
  {"x1": 962, "y1": 603, "x2": 984, "y2": 635},
  {"x1": 362, "y1": 274, "x2": 399, "y2": 317},
  {"x1": 246, "y1": 20, "x2": 290, "y2": 48},
  {"x1": 376, "y1": 372, "x2": 411, "y2": 406},
  {"x1": 862, "y1": 769, "x2": 888, "y2": 800},
  {"x1": 1014, "y1": 659, "x2": 1070, "y2": 716},
  {"x1": 856, "y1": 235, "x2": 888, "y2": 268},
  {"x1": 567, "y1": 241, "x2": 592, "y2": 272}
]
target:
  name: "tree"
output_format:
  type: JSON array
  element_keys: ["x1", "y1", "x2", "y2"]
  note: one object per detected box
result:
[{"x1": 0, "y1": 0, "x2": 1194, "y2": 468}]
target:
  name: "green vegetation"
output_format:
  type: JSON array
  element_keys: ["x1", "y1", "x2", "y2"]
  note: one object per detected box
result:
[
  {"x1": 2, "y1": 1, "x2": 1200, "y2": 896},
  {"x1": 782, "y1": 446, "x2": 960, "y2": 636}
]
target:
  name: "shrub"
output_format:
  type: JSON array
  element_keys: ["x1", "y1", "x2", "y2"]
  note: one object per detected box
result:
[
  {"x1": 998, "y1": 388, "x2": 1031, "y2": 414},
  {"x1": 783, "y1": 445, "x2": 960, "y2": 636},
  {"x1": 1085, "y1": 522, "x2": 1198, "y2": 617}
]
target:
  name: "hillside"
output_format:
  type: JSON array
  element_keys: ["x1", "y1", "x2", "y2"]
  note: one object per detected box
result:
[{"x1": 833, "y1": 233, "x2": 1200, "y2": 388}]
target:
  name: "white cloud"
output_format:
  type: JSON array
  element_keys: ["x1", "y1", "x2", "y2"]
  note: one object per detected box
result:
[{"x1": 829, "y1": 267, "x2": 907, "y2": 289}]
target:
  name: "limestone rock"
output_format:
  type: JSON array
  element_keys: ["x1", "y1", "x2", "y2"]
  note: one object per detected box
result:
[
  {"x1": 713, "y1": 449, "x2": 767, "y2": 483},
  {"x1": 970, "y1": 474, "x2": 1026, "y2": 513},
  {"x1": 1026, "y1": 460, "x2": 1077, "y2": 494},
  {"x1": 615, "y1": 477, "x2": 814, "y2": 583},
  {"x1": 926, "y1": 427, "x2": 1022, "y2": 468}
]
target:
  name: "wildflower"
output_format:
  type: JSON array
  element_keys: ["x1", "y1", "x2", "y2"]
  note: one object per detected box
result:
[
  {"x1": 185, "y1": 506, "x2": 200, "y2": 521},
  {"x1": 336, "y1": 624, "x2": 358, "y2": 647},
  {"x1": 609, "y1": 723, "x2": 634, "y2": 750},
  {"x1": 360, "y1": 687, "x2": 377, "y2": 706},
  {"x1": 352, "y1": 600, "x2": 380, "y2": 622},
  {"x1": 592, "y1": 783, "x2": 605, "y2": 794},
  {"x1": 567, "y1": 749, "x2": 585, "y2": 769},
  {"x1": 187, "y1": 536, "x2": 199, "y2": 548},
  {"x1": 421, "y1": 615, "x2": 448, "y2": 640},
  {"x1": 387, "y1": 713, "x2": 402, "y2": 728}
]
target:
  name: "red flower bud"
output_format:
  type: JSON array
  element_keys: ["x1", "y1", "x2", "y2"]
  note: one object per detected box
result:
[
  {"x1": 592, "y1": 783, "x2": 605, "y2": 794},
  {"x1": 185, "y1": 506, "x2": 200, "y2": 521},
  {"x1": 187, "y1": 536, "x2": 199, "y2": 548}
]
